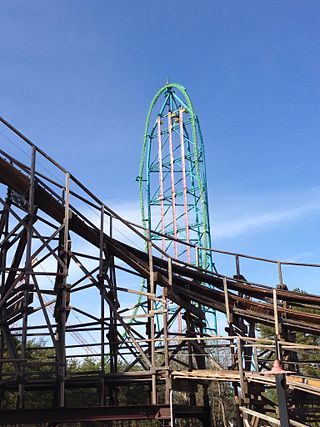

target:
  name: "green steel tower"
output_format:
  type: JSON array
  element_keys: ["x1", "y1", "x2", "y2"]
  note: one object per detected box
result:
[{"x1": 137, "y1": 83, "x2": 217, "y2": 334}]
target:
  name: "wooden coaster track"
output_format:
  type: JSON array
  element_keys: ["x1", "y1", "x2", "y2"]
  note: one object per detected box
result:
[{"x1": 0, "y1": 117, "x2": 319, "y2": 426}]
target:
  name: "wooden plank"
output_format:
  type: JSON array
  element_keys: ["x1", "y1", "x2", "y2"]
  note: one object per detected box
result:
[{"x1": 239, "y1": 407, "x2": 308, "y2": 427}]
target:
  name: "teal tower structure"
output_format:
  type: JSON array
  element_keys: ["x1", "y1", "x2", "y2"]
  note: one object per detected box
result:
[{"x1": 137, "y1": 83, "x2": 217, "y2": 335}]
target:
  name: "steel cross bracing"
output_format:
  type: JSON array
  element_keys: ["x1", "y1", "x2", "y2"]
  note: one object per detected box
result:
[
  {"x1": 137, "y1": 83, "x2": 217, "y2": 336},
  {"x1": 0, "y1": 117, "x2": 320, "y2": 426}
]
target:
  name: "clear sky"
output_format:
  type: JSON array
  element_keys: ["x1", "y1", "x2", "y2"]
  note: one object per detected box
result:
[{"x1": 2, "y1": 1, "x2": 320, "y2": 292}]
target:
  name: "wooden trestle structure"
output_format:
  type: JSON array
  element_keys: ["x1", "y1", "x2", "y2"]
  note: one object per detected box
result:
[{"x1": 0, "y1": 116, "x2": 319, "y2": 426}]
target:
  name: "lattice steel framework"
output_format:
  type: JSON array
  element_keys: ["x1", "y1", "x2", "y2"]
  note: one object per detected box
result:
[{"x1": 137, "y1": 83, "x2": 217, "y2": 334}]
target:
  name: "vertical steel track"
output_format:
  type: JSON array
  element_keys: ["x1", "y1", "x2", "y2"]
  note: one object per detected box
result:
[{"x1": 137, "y1": 83, "x2": 217, "y2": 336}]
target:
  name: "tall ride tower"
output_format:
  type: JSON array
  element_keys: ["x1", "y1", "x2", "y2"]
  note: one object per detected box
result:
[{"x1": 137, "y1": 83, "x2": 217, "y2": 334}]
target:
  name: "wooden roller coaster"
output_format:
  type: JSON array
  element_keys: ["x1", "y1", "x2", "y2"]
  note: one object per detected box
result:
[{"x1": 0, "y1": 117, "x2": 319, "y2": 426}]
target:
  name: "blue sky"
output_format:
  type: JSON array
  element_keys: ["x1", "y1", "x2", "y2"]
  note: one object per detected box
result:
[{"x1": 2, "y1": 1, "x2": 320, "y2": 291}]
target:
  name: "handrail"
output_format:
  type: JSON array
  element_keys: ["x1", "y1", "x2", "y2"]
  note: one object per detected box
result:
[{"x1": 123, "y1": 218, "x2": 320, "y2": 269}]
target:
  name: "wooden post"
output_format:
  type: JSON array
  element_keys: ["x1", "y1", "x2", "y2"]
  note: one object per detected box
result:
[
  {"x1": 99, "y1": 204, "x2": 105, "y2": 406},
  {"x1": 223, "y1": 276, "x2": 231, "y2": 324},
  {"x1": 273, "y1": 289, "x2": 280, "y2": 337}
]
